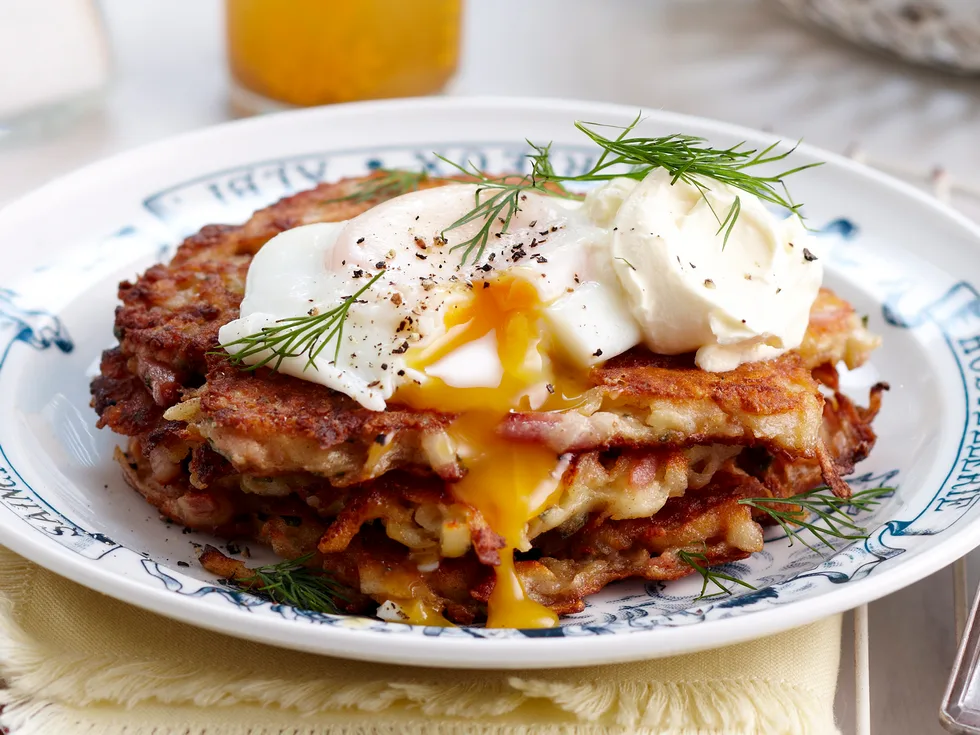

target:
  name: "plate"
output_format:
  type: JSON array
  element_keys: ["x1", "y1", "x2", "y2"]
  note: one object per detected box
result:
[{"x1": 0, "y1": 97, "x2": 978, "y2": 669}]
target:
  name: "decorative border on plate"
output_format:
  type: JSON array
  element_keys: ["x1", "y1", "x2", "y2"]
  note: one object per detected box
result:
[{"x1": 0, "y1": 290, "x2": 117, "y2": 559}]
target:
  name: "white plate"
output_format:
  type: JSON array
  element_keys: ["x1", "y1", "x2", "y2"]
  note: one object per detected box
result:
[{"x1": 0, "y1": 97, "x2": 978, "y2": 669}]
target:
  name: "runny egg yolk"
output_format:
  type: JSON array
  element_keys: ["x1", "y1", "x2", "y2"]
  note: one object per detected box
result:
[
  {"x1": 389, "y1": 598, "x2": 455, "y2": 627},
  {"x1": 446, "y1": 412, "x2": 564, "y2": 628},
  {"x1": 394, "y1": 277, "x2": 585, "y2": 628}
]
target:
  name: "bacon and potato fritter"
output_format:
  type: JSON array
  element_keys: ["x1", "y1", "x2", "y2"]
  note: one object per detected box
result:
[{"x1": 92, "y1": 173, "x2": 885, "y2": 624}]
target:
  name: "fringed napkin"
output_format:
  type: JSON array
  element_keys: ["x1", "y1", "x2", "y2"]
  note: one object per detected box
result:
[{"x1": 0, "y1": 545, "x2": 841, "y2": 734}]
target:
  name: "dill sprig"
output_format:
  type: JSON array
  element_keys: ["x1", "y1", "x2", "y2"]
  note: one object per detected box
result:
[
  {"x1": 220, "y1": 269, "x2": 384, "y2": 371},
  {"x1": 434, "y1": 153, "x2": 547, "y2": 265},
  {"x1": 676, "y1": 549, "x2": 757, "y2": 600},
  {"x1": 536, "y1": 115, "x2": 820, "y2": 245},
  {"x1": 675, "y1": 485, "x2": 892, "y2": 601},
  {"x1": 436, "y1": 114, "x2": 819, "y2": 259},
  {"x1": 738, "y1": 485, "x2": 893, "y2": 554},
  {"x1": 327, "y1": 168, "x2": 430, "y2": 204},
  {"x1": 236, "y1": 553, "x2": 348, "y2": 614}
]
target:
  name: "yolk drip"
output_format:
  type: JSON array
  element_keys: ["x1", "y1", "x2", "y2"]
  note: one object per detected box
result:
[
  {"x1": 394, "y1": 277, "x2": 576, "y2": 628},
  {"x1": 447, "y1": 413, "x2": 562, "y2": 628},
  {"x1": 391, "y1": 598, "x2": 455, "y2": 627}
]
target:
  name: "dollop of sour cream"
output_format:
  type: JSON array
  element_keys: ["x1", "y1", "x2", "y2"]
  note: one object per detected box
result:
[
  {"x1": 220, "y1": 171, "x2": 824, "y2": 411},
  {"x1": 604, "y1": 170, "x2": 823, "y2": 371}
]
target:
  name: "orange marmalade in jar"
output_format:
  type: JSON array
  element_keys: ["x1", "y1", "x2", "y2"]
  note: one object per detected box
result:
[{"x1": 226, "y1": 0, "x2": 462, "y2": 112}]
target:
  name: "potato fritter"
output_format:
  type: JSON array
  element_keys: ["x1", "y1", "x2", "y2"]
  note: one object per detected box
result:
[{"x1": 91, "y1": 173, "x2": 885, "y2": 625}]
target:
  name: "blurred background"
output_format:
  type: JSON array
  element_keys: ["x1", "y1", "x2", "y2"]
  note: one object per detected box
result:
[
  {"x1": 3, "y1": 0, "x2": 980, "y2": 211},
  {"x1": 2, "y1": 1, "x2": 980, "y2": 732}
]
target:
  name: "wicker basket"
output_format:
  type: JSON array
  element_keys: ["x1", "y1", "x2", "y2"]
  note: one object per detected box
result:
[{"x1": 774, "y1": 0, "x2": 980, "y2": 73}]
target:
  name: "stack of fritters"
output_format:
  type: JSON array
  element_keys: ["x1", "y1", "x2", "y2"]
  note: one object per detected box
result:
[{"x1": 91, "y1": 174, "x2": 886, "y2": 624}]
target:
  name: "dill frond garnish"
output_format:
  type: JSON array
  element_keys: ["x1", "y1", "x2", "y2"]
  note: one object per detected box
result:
[
  {"x1": 236, "y1": 553, "x2": 348, "y2": 614},
  {"x1": 219, "y1": 269, "x2": 385, "y2": 371},
  {"x1": 434, "y1": 153, "x2": 547, "y2": 265},
  {"x1": 327, "y1": 168, "x2": 430, "y2": 204},
  {"x1": 438, "y1": 114, "x2": 819, "y2": 257},
  {"x1": 676, "y1": 548, "x2": 757, "y2": 600},
  {"x1": 537, "y1": 115, "x2": 819, "y2": 246},
  {"x1": 738, "y1": 485, "x2": 893, "y2": 554},
  {"x1": 675, "y1": 485, "x2": 892, "y2": 600}
]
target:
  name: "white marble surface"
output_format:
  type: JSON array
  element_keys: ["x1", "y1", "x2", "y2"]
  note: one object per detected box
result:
[{"x1": 3, "y1": 1, "x2": 980, "y2": 732}]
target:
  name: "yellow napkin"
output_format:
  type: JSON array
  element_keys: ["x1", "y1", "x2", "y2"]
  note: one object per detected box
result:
[{"x1": 0, "y1": 545, "x2": 841, "y2": 735}]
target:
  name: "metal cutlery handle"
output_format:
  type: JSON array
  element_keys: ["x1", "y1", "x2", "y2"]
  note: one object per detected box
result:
[{"x1": 942, "y1": 571, "x2": 980, "y2": 733}]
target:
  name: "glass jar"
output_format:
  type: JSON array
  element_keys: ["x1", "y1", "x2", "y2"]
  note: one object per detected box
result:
[{"x1": 226, "y1": 0, "x2": 462, "y2": 113}]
